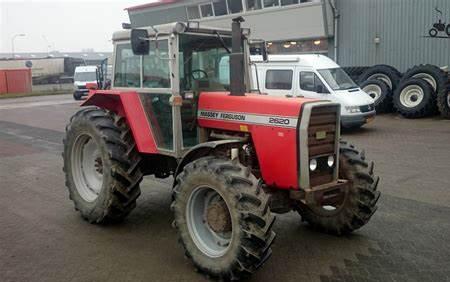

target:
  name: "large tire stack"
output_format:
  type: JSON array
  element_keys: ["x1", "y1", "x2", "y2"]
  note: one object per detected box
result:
[
  {"x1": 350, "y1": 63, "x2": 450, "y2": 119},
  {"x1": 354, "y1": 65, "x2": 402, "y2": 113}
]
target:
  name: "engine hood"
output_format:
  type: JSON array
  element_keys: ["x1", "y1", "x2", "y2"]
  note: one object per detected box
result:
[{"x1": 332, "y1": 89, "x2": 375, "y2": 106}]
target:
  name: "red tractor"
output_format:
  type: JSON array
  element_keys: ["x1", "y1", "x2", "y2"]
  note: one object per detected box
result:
[{"x1": 63, "y1": 18, "x2": 380, "y2": 280}]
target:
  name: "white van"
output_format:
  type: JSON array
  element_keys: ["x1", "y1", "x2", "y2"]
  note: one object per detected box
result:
[
  {"x1": 250, "y1": 54, "x2": 376, "y2": 128},
  {"x1": 73, "y1": 65, "x2": 98, "y2": 100}
]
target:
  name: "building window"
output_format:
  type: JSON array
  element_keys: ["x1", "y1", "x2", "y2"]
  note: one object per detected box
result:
[
  {"x1": 263, "y1": 0, "x2": 279, "y2": 8},
  {"x1": 114, "y1": 43, "x2": 141, "y2": 88},
  {"x1": 281, "y1": 0, "x2": 299, "y2": 6},
  {"x1": 266, "y1": 70, "x2": 293, "y2": 90},
  {"x1": 200, "y1": 3, "x2": 214, "y2": 17},
  {"x1": 246, "y1": 0, "x2": 262, "y2": 10},
  {"x1": 187, "y1": 5, "x2": 200, "y2": 19},
  {"x1": 213, "y1": 0, "x2": 228, "y2": 16},
  {"x1": 227, "y1": 0, "x2": 243, "y2": 13}
]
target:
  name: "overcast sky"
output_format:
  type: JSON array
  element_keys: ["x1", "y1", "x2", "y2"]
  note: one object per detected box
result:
[{"x1": 0, "y1": 0, "x2": 155, "y2": 53}]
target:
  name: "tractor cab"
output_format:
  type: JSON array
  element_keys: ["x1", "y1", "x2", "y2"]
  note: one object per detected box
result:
[{"x1": 109, "y1": 19, "x2": 253, "y2": 155}]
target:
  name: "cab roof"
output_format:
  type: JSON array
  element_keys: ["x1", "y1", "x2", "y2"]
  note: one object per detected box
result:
[
  {"x1": 251, "y1": 54, "x2": 340, "y2": 70},
  {"x1": 112, "y1": 22, "x2": 233, "y2": 42}
]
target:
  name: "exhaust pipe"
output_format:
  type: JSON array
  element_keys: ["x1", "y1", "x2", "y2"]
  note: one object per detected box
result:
[{"x1": 230, "y1": 17, "x2": 245, "y2": 96}]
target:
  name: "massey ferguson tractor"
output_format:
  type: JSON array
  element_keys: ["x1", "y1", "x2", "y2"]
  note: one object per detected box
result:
[{"x1": 63, "y1": 18, "x2": 380, "y2": 280}]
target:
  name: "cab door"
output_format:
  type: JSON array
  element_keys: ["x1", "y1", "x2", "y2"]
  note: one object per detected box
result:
[{"x1": 296, "y1": 67, "x2": 330, "y2": 99}]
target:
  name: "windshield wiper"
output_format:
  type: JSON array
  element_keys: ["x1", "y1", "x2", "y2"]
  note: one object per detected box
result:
[{"x1": 214, "y1": 31, "x2": 231, "y2": 54}]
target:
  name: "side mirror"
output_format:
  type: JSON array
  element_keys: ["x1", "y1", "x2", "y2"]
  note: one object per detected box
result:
[{"x1": 131, "y1": 29, "x2": 150, "y2": 55}]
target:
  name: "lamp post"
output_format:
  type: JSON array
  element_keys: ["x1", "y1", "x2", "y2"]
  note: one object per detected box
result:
[{"x1": 11, "y1": 34, "x2": 26, "y2": 58}]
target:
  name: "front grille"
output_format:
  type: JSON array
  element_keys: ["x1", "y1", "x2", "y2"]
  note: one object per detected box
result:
[
  {"x1": 308, "y1": 105, "x2": 339, "y2": 187},
  {"x1": 360, "y1": 104, "x2": 374, "y2": 113},
  {"x1": 77, "y1": 85, "x2": 87, "y2": 90}
]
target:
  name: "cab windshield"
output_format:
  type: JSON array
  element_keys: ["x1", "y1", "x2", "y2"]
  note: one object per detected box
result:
[
  {"x1": 179, "y1": 33, "x2": 232, "y2": 92},
  {"x1": 317, "y1": 68, "x2": 358, "y2": 91},
  {"x1": 74, "y1": 72, "x2": 97, "y2": 82}
]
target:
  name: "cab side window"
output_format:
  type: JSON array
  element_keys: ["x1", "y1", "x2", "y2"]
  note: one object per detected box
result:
[
  {"x1": 265, "y1": 70, "x2": 293, "y2": 90},
  {"x1": 300, "y1": 71, "x2": 327, "y2": 93},
  {"x1": 114, "y1": 43, "x2": 141, "y2": 88},
  {"x1": 143, "y1": 40, "x2": 171, "y2": 88}
]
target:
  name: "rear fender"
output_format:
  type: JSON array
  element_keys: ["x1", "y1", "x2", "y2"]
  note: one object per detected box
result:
[
  {"x1": 173, "y1": 140, "x2": 243, "y2": 186},
  {"x1": 82, "y1": 90, "x2": 158, "y2": 154}
]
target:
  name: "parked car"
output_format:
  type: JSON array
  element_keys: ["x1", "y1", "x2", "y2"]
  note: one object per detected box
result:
[{"x1": 250, "y1": 54, "x2": 376, "y2": 128}]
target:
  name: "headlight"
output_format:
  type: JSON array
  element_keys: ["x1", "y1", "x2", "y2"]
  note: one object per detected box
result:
[
  {"x1": 327, "y1": 155, "x2": 335, "y2": 167},
  {"x1": 345, "y1": 106, "x2": 361, "y2": 113},
  {"x1": 309, "y1": 159, "x2": 318, "y2": 171}
]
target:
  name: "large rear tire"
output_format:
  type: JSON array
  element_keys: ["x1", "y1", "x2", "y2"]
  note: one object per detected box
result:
[
  {"x1": 63, "y1": 107, "x2": 143, "y2": 223},
  {"x1": 172, "y1": 157, "x2": 275, "y2": 280},
  {"x1": 358, "y1": 65, "x2": 402, "y2": 91},
  {"x1": 437, "y1": 90, "x2": 450, "y2": 119},
  {"x1": 297, "y1": 141, "x2": 380, "y2": 235},
  {"x1": 393, "y1": 78, "x2": 436, "y2": 118}
]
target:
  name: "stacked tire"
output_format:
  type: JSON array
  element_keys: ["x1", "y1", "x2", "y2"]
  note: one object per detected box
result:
[
  {"x1": 357, "y1": 65, "x2": 402, "y2": 113},
  {"x1": 393, "y1": 65, "x2": 448, "y2": 119}
]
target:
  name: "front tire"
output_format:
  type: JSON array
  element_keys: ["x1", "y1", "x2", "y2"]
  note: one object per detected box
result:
[
  {"x1": 172, "y1": 157, "x2": 275, "y2": 280},
  {"x1": 297, "y1": 141, "x2": 380, "y2": 235},
  {"x1": 63, "y1": 107, "x2": 143, "y2": 223}
]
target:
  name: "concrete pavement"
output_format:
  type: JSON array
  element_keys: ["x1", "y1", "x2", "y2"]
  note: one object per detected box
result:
[{"x1": 1, "y1": 94, "x2": 450, "y2": 282}]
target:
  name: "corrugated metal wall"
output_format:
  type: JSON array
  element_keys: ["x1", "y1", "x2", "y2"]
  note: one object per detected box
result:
[{"x1": 337, "y1": 0, "x2": 450, "y2": 71}]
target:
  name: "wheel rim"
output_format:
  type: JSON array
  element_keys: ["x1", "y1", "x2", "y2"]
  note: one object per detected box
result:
[
  {"x1": 186, "y1": 186, "x2": 232, "y2": 258},
  {"x1": 412, "y1": 73, "x2": 437, "y2": 91},
  {"x1": 399, "y1": 85, "x2": 424, "y2": 108},
  {"x1": 447, "y1": 93, "x2": 450, "y2": 108},
  {"x1": 71, "y1": 134, "x2": 103, "y2": 202},
  {"x1": 367, "y1": 74, "x2": 392, "y2": 89},
  {"x1": 363, "y1": 84, "x2": 382, "y2": 102}
]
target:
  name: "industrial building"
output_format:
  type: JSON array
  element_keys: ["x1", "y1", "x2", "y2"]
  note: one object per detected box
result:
[{"x1": 126, "y1": 0, "x2": 450, "y2": 71}]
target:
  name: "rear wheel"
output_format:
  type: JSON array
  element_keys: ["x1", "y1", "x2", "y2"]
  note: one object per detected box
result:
[
  {"x1": 63, "y1": 107, "x2": 143, "y2": 223},
  {"x1": 429, "y1": 28, "x2": 438, "y2": 37},
  {"x1": 437, "y1": 90, "x2": 450, "y2": 119},
  {"x1": 172, "y1": 157, "x2": 275, "y2": 280},
  {"x1": 393, "y1": 78, "x2": 436, "y2": 118},
  {"x1": 297, "y1": 141, "x2": 380, "y2": 235}
]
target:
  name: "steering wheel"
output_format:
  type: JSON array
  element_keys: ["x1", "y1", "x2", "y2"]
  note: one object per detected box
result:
[{"x1": 190, "y1": 69, "x2": 208, "y2": 80}]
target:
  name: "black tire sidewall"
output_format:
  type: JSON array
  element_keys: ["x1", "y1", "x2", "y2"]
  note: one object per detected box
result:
[
  {"x1": 174, "y1": 166, "x2": 244, "y2": 273},
  {"x1": 64, "y1": 114, "x2": 114, "y2": 220},
  {"x1": 359, "y1": 65, "x2": 401, "y2": 90},
  {"x1": 393, "y1": 79, "x2": 434, "y2": 117},
  {"x1": 360, "y1": 79, "x2": 390, "y2": 106}
]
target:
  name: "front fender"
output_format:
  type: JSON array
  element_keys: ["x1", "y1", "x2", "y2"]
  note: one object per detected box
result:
[
  {"x1": 173, "y1": 139, "x2": 243, "y2": 186},
  {"x1": 82, "y1": 90, "x2": 158, "y2": 154}
]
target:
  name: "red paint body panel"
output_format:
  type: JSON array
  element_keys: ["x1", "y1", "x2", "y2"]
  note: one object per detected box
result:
[
  {"x1": 198, "y1": 92, "x2": 316, "y2": 189},
  {"x1": 82, "y1": 90, "x2": 158, "y2": 154}
]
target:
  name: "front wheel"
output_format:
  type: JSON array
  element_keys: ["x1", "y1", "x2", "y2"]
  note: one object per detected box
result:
[
  {"x1": 172, "y1": 157, "x2": 275, "y2": 280},
  {"x1": 297, "y1": 141, "x2": 380, "y2": 235}
]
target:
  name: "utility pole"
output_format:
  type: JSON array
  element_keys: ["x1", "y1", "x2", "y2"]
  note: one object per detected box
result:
[{"x1": 11, "y1": 34, "x2": 25, "y2": 58}]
